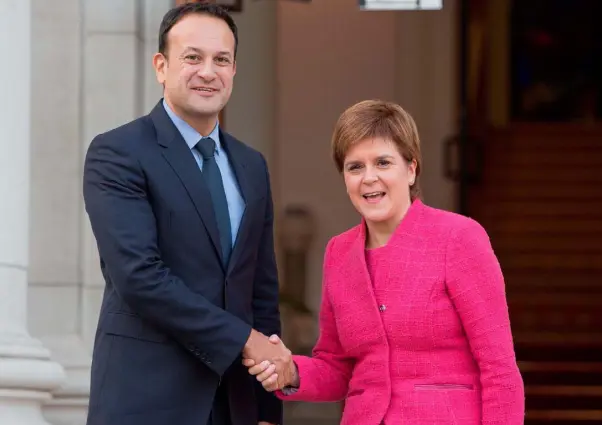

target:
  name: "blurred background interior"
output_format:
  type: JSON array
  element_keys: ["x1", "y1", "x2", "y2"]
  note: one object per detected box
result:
[{"x1": 0, "y1": 0, "x2": 600, "y2": 424}]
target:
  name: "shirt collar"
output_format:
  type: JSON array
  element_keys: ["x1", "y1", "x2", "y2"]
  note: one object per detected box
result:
[{"x1": 162, "y1": 99, "x2": 221, "y2": 153}]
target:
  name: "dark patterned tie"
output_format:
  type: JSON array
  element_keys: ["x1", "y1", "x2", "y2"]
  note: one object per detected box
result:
[{"x1": 195, "y1": 137, "x2": 232, "y2": 265}]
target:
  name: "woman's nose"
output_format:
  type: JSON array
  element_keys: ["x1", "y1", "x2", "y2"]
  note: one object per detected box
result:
[{"x1": 363, "y1": 167, "x2": 378, "y2": 183}]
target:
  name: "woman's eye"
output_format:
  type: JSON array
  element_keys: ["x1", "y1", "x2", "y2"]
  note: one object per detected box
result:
[{"x1": 377, "y1": 160, "x2": 391, "y2": 167}]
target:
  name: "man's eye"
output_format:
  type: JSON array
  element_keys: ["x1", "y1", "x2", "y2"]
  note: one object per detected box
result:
[
  {"x1": 377, "y1": 160, "x2": 391, "y2": 167},
  {"x1": 185, "y1": 55, "x2": 201, "y2": 61},
  {"x1": 216, "y1": 57, "x2": 230, "y2": 64}
]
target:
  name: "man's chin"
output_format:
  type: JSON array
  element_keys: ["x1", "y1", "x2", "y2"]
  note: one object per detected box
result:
[
  {"x1": 193, "y1": 95, "x2": 226, "y2": 108},
  {"x1": 185, "y1": 105, "x2": 223, "y2": 119}
]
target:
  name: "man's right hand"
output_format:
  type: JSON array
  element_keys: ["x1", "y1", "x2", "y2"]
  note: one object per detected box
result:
[
  {"x1": 243, "y1": 334, "x2": 298, "y2": 391},
  {"x1": 242, "y1": 329, "x2": 290, "y2": 365}
]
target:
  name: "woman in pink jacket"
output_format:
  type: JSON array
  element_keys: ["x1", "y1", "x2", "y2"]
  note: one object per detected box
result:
[{"x1": 245, "y1": 100, "x2": 525, "y2": 425}]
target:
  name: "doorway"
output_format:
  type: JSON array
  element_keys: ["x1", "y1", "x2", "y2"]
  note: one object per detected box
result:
[{"x1": 456, "y1": 0, "x2": 602, "y2": 422}]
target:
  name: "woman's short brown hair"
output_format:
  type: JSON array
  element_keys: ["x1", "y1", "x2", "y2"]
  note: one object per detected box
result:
[{"x1": 331, "y1": 99, "x2": 422, "y2": 200}]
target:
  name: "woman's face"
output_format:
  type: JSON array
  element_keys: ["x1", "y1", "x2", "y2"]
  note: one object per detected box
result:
[{"x1": 342, "y1": 137, "x2": 416, "y2": 229}]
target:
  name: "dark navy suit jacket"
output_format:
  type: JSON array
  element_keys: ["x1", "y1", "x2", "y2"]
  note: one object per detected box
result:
[{"x1": 83, "y1": 101, "x2": 282, "y2": 425}]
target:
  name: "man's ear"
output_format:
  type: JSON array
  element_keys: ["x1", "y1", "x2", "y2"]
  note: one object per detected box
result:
[{"x1": 153, "y1": 52, "x2": 168, "y2": 85}]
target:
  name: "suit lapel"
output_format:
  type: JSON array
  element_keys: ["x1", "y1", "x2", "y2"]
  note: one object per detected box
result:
[
  {"x1": 343, "y1": 223, "x2": 387, "y2": 340},
  {"x1": 220, "y1": 131, "x2": 254, "y2": 275},
  {"x1": 341, "y1": 202, "x2": 425, "y2": 342},
  {"x1": 345, "y1": 202, "x2": 424, "y2": 301},
  {"x1": 150, "y1": 102, "x2": 224, "y2": 266}
]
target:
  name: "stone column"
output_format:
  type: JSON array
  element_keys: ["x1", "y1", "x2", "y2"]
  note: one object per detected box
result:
[
  {"x1": 0, "y1": 1, "x2": 65, "y2": 424},
  {"x1": 28, "y1": 0, "x2": 88, "y2": 423},
  {"x1": 394, "y1": 0, "x2": 459, "y2": 211},
  {"x1": 80, "y1": 0, "x2": 140, "y2": 353}
]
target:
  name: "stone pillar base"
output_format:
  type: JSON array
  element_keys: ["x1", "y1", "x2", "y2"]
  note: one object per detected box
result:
[
  {"x1": 0, "y1": 335, "x2": 65, "y2": 425},
  {"x1": 42, "y1": 335, "x2": 91, "y2": 425}
]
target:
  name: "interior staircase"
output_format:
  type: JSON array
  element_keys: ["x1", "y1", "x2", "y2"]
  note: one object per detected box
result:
[
  {"x1": 469, "y1": 126, "x2": 602, "y2": 423},
  {"x1": 511, "y1": 280, "x2": 602, "y2": 424}
]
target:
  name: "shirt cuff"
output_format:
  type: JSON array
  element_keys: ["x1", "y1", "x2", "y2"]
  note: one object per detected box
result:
[{"x1": 280, "y1": 386, "x2": 299, "y2": 396}]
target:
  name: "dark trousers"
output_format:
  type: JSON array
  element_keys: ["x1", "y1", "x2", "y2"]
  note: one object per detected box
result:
[{"x1": 208, "y1": 382, "x2": 231, "y2": 425}]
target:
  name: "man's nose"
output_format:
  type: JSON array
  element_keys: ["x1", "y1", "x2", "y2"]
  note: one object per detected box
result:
[{"x1": 196, "y1": 61, "x2": 216, "y2": 79}]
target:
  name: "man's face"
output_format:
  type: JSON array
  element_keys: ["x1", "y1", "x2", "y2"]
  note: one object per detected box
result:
[{"x1": 154, "y1": 13, "x2": 236, "y2": 122}]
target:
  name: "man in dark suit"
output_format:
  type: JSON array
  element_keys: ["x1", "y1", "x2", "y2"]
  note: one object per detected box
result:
[{"x1": 83, "y1": 3, "x2": 287, "y2": 425}]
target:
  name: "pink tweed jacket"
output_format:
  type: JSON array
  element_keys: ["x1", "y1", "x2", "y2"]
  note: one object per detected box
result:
[{"x1": 276, "y1": 200, "x2": 524, "y2": 425}]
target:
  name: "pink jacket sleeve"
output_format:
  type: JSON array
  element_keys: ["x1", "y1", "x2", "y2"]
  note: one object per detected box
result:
[
  {"x1": 445, "y1": 219, "x2": 525, "y2": 425},
  {"x1": 276, "y1": 239, "x2": 354, "y2": 402}
]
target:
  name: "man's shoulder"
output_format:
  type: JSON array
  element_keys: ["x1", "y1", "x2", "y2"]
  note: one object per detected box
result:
[{"x1": 91, "y1": 114, "x2": 155, "y2": 152}]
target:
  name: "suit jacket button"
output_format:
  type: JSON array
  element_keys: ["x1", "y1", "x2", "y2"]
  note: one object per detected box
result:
[{"x1": 379, "y1": 304, "x2": 386, "y2": 312}]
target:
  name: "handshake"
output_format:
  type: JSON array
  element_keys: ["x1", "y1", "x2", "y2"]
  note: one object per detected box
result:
[{"x1": 242, "y1": 329, "x2": 299, "y2": 392}]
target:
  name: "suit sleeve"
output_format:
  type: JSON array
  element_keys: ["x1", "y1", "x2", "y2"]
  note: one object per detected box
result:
[
  {"x1": 251, "y1": 154, "x2": 283, "y2": 424},
  {"x1": 83, "y1": 134, "x2": 252, "y2": 376},
  {"x1": 445, "y1": 219, "x2": 525, "y2": 425},
  {"x1": 275, "y1": 238, "x2": 354, "y2": 402}
]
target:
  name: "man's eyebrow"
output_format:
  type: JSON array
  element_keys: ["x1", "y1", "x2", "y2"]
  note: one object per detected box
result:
[
  {"x1": 182, "y1": 46, "x2": 202, "y2": 54},
  {"x1": 181, "y1": 47, "x2": 233, "y2": 57}
]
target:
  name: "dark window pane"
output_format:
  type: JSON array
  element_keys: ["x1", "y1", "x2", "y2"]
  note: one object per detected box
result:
[{"x1": 510, "y1": 0, "x2": 602, "y2": 122}]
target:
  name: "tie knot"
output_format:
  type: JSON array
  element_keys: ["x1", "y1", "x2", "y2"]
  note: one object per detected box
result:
[{"x1": 196, "y1": 137, "x2": 216, "y2": 159}]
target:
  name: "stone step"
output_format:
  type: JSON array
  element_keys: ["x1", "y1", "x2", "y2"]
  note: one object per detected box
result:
[
  {"x1": 477, "y1": 185, "x2": 602, "y2": 201},
  {"x1": 284, "y1": 401, "x2": 341, "y2": 425},
  {"x1": 520, "y1": 362, "x2": 602, "y2": 386},
  {"x1": 526, "y1": 385, "x2": 602, "y2": 410},
  {"x1": 527, "y1": 386, "x2": 602, "y2": 396},
  {"x1": 525, "y1": 409, "x2": 602, "y2": 422},
  {"x1": 514, "y1": 334, "x2": 602, "y2": 354},
  {"x1": 502, "y1": 270, "x2": 601, "y2": 290},
  {"x1": 483, "y1": 167, "x2": 602, "y2": 183}
]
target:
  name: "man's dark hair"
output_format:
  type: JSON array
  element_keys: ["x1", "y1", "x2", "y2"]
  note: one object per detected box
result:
[{"x1": 158, "y1": 2, "x2": 239, "y2": 59}]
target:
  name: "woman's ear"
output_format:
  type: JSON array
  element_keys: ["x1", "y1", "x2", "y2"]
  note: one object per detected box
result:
[{"x1": 408, "y1": 159, "x2": 417, "y2": 185}]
